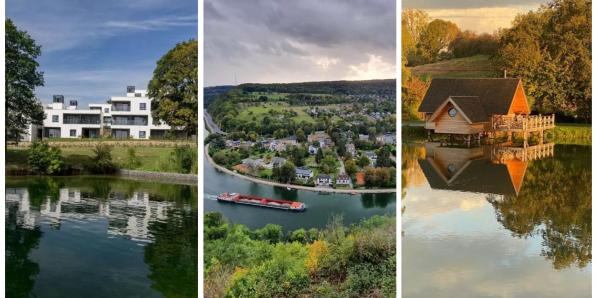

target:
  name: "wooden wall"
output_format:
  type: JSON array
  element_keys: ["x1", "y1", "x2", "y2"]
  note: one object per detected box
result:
[
  {"x1": 433, "y1": 104, "x2": 484, "y2": 134},
  {"x1": 508, "y1": 82, "x2": 531, "y2": 115}
]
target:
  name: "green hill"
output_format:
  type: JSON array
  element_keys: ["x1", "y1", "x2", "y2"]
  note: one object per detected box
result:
[{"x1": 410, "y1": 55, "x2": 499, "y2": 79}]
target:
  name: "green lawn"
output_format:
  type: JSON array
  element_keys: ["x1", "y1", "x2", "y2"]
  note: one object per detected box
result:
[
  {"x1": 410, "y1": 55, "x2": 499, "y2": 79},
  {"x1": 553, "y1": 123, "x2": 591, "y2": 145},
  {"x1": 7, "y1": 146, "x2": 180, "y2": 172},
  {"x1": 237, "y1": 102, "x2": 316, "y2": 124}
]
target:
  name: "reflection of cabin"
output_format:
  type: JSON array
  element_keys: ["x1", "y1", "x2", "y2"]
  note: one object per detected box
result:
[
  {"x1": 418, "y1": 142, "x2": 554, "y2": 196},
  {"x1": 419, "y1": 78, "x2": 554, "y2": 145}
]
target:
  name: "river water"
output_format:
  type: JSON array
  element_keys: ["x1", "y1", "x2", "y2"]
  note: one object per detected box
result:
[
  {"x1": 402, "y1": 143, "x2": 591, "y2": 298},
  {"x1": 203, "y1": 153, "x2": 396, "y2": 231},
  {"x1": 5, "y1": 176, "x2": 197, "y2": 298}
]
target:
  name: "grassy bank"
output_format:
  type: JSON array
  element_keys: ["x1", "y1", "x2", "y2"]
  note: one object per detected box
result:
[
  {"x1": 402, "y1": 124, "x2": 591, "y2": 145},
  {"x1": 7, "y1": 145, "x2": 197, "y2": 174},
  {"x1": 410, "y1": 55, "x2": 499, "y2": 79}
]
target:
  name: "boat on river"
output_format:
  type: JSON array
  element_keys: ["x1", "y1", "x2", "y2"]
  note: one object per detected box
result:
[{"x1": 217, "y1": 192, "x2": 307, "y2": 212}]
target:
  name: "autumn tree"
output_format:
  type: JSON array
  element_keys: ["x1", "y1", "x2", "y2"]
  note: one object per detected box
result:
[
  {"x1": 148, "y1": 40, "x2": 198, "y2": 136},
  {"x1": 418, "y1": 19, "x2": 460, "y2": 63},
  {"x1": 5, "y1": 19, "x2": 45, "y2": 144}
]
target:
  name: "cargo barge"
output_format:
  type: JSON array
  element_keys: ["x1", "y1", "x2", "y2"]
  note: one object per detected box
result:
[{"x1": 217, "y1": 192, "x2": 306, "y2": 212}]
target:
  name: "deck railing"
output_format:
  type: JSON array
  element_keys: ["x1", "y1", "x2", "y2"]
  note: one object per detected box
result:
[
  {"x1": 492, "y1": 142, "x2": 555, "y2": 163},
  {"x1": 492, "y1": 114, "x2": 555, "y2": 132}
]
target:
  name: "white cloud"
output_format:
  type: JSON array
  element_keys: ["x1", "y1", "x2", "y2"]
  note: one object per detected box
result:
[
  {"x1": 309, "y1": 56, "x2": 339, "y2": 70},
  {"x1": 345, "y1": 54, "x2": 396, "y2": 80},
  {"x1": 104, "y1": 15, "x2": 197, "y2": 31}
]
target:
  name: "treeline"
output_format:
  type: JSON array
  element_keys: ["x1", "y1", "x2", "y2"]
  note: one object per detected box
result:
[
  {"x1": 240, "y1": 79, "x2": 396, "y2": 96},
  {"x1": 204, "y1": 213, "x2": 396, "y2": 298},
  {"x1": 402, "y1": 0, "x2": 591, "y2": 122},
  {"x1": 204, "y1": 85, "x2": 234, "y2": 108}
]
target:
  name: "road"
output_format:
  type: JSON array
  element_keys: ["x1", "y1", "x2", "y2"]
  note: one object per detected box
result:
[{"x1": 204, "y1": 109, "x2": 225, "y2": 135}]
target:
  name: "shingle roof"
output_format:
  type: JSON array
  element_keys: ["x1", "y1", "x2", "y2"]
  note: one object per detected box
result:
[
  {"x1": 418, "y1": 78, "x2": 521, "y2": 115},
  {"x1": 450, "y1": 96, "x2": 487, "y2": 123}
]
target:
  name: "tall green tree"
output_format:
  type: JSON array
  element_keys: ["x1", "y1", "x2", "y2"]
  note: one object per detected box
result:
[
  {"x1": 148, "y1": 39, "x2": 198, "y2": 136},
  {"x1": 495, "y1": 0, "x2": 591, "y2": 121},
  {"x1": 5, "y1": 19, "x2": 45, "y2": 144},
  {"x1": 418, "y1": 19, "x2": 460, "y2": 63}
]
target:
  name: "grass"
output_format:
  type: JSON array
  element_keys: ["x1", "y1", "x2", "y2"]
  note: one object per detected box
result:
[
  {"x1": 7, "y1": 146, "x2": 179, "y2": 172},
  {"x1": 410, "y1": 55, "x2": 499, "y2": 79},
  {"x1": 237, "y1": 102, "x2": 316, "y2": 124}
]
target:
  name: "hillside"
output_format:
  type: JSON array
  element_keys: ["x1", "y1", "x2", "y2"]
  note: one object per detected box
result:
[{"x1": 410, "y1": 55, "x2": 499, "y2": 79}]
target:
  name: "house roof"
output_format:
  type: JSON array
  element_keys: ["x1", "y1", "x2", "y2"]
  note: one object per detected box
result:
[
  {"x1": 418, "y1": 78, "x2": 521, "y2": 115},
  {"x1": 317, "y1": 174, "x2": 331, "y2": 179},
  {"x1": 296, "y1": 167, "x2": 313, "y2": 175},
  {"x1": 428, "y1": 96, "x2": 488, "y2": 123},
  {"x1": 336, "y1": 174, "x2": 350, "y2": 180}
]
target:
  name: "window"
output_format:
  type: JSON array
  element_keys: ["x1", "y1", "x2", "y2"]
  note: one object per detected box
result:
[
  {"x1": 104, "y1": 108, "x2": 109, "y2": 113},
  {"x1": 448, "y1": 108, "x2": 457, "y2": 118},
  {"x1": 140, "y1": 103, "x2": 146, "y2": 110},
  {"x1": 70, "y1": 130, "x2": 76, "y2": 137},
  {"x1": 52, "y1": 115, "x2": 59, "y2": 122},
  {"x1": 135, "y1": 93, "x2": 142, "y2": 97},
  {"x1": 139, "y1": 131, "x2": 146, "y2": 138}
]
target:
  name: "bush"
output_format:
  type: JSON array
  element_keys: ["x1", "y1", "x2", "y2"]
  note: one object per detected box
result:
[
  {"x1": 90, "y1": 143, "x2": 117, "y2": 174},
  {"x1": 125, "y1": 147, "x2": 141, "y2": 169},
  {"x1": 28, "y1": 142, "x2": 64, "y2": 174},
  {"x1": 168, "y1": 145, "x2": 197, "y2": 174}
]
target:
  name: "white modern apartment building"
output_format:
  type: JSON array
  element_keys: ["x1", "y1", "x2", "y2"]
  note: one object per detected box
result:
[{"x1": 25, "y1": 86, "x2": 171, "y2": 140}]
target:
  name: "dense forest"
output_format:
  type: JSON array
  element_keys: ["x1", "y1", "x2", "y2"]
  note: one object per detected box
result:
[
  {"x1": 241, "y1": 79, "x2": 396, "y2": 96},
  {"x1": 402, "y1": 0, "x2": 591, "y2": 123},
  {"x1": 204, "y1": 213, "x2": 396, "y2": 297},
  {"x1": 204, "y1": 85, "x2": 234, "y2": 108}
]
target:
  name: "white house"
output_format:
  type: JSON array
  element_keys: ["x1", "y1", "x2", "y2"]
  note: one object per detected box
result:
[
  {"x1": 26, "y1": 86, "x2": 171, "y2": 140},
  {"x1": 295, "y1": 167, "x2": 314, "y2": 180},
  {"x1": 336, "y1": 174, "x2": 351, "y2": 185},
  {"x1": 316, "y1": 174, "x2": 332, "y2": 186}
]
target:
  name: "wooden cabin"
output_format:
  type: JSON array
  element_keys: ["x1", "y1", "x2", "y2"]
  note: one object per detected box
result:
[{"x1": 418, "y1": 78, "x2": 554, "y2": 144}]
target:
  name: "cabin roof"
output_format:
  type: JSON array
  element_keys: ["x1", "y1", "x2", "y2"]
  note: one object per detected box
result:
[
  {"x1": 418, "y1": 158, "x2": 522, "y2": 196},
  {"x1": 418, "y1": 78, "x2": 521, "y2": 115},
  {"x1": 429, "y1": 96, "x2": 488, "y2": 123}
]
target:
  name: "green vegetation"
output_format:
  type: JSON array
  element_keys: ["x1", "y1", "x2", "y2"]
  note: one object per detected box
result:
[
  {"x1": 5, "y1": 19, "x2": 45, "y2": 144},
  {"x1": 410, "y1": 55, "x2": 498, "y2": 79},
  {"x1": 89, "y1": 143, "x2": 117, "y2": 174},
  {"x1": 204, "y1": 213, "x2": 396, "y2": 298},
  {"x1": 27, "y1": 142, "x2": 63, "y2": 175},
  {"x1": 148, "y1": 39, "x2": 198, "y2": 136},
  {"x1": 236, "y1": 102, "x2": 316, "y2": 124}
]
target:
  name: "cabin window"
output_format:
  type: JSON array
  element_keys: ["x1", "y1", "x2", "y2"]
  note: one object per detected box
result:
[
  {"x1": 448, "y1": 108, "x2": 457, "y2": 118},
  {"x1": 447, "y1": 163, "x2": 456, "y2": 174}
]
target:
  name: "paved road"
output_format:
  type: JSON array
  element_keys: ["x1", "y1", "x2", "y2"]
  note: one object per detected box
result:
[{"x1": 204, "y1": 109, "x2": 225, "y2": 135}]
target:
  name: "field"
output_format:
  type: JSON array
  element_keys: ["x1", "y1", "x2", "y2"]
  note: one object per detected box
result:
[
  {"x1": 237, "y1": 102, "x2": 316, "y2": 124},
  {"x1": 410, "y1": 55, "x2": 499, "y2": 79},
  {"x1": 7, "y1": 146, "x2": 190, "y2": 172}
]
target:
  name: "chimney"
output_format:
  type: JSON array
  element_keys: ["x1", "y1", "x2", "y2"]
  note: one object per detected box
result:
[{"x1": 503, "y1": 69, "x2": 507, "y2": 78}]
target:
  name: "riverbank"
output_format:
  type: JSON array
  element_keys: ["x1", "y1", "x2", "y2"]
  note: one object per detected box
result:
[{"x1": 205, "y1": 144, "x2": 395, "y2": 194}]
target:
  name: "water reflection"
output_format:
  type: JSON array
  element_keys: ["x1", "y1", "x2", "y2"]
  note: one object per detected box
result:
[
  {"x1": 402, "y1": 143, "x2": 591, "y2": 297},
  {"x1": 5, "y1": 177, "x2": 198, "y2": 297}
]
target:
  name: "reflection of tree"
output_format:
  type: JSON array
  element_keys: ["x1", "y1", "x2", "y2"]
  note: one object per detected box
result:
[
  {"x1": 488, "y1": 145, "x2": 591, "y2": 269},
  {"x1": 6, "y1": 204, "x2": 42, "y2": 298},
  {"x1": 144, "y1": 208, "x2": 198, "y2": 297},
  {"x1": 360, "y1": 193, "x2": 395, "y2": 208},
  {"x1": 27, "y1": 177, "x2": 62, "y2": 208}
]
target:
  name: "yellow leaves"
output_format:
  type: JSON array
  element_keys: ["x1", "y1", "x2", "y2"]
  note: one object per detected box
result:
[{"x1": 306, "y1": 240, "x2": 328, "y2": 276}]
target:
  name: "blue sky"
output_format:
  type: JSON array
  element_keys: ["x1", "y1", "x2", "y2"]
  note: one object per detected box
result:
[{"x1": 7, "y1": 0, "x2": 197, "y2": 106}]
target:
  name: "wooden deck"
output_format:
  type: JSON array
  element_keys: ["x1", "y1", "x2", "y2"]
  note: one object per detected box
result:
[
  {"x1": 491, "y1": 142, "x2": 555, "y2": 163},
  {"x1": 492, "y1": 114, "x2": 555, "y2": 132}
]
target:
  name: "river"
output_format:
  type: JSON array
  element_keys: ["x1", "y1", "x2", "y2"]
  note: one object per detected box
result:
[
  {"x1": 5, "y1": 176, "x2": 197, "y2": 298},
  {"x1": 402, "y1": 143, "x2": 591, "y2": 298},
  {"x1": 203, "y1": 152, "x2": 396, "y2": 231}
]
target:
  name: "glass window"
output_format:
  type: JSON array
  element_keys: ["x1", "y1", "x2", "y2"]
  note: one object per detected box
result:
[
  {"x1": 448, "y1": 108, "x2": 457, "y2": 118},
  {"x1": 104, "y1": 108, "x2": 109, "y2": 113},
  {"x1": 70, "y1": 130, "x2": 76, "y2": 137},
  {"x1": 140, "y1": 103, "x2": 146, "y2": 110},
  {"x1": 139, "y1": 131, "x2": 146, "y2": 138},
  {"x1": 52, "y1": 115, "x2": 59, "y2": 122}
]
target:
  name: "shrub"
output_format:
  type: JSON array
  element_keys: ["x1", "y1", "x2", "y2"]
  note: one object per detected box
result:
[
  {"x1": 28, "y1": 142, "x2": 64, "y2": 175},
  {"x1": 125, "y1": 147, "x2": 141, "y2": 169},
  {"x1": 169, "y1": 145, "x2": 196, "y2": 174},
  {"x1": 90, "y1": 143, "x2": 117, "y2": 174}
]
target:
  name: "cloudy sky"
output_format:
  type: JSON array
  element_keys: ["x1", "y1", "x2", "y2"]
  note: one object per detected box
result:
[
  {"x1": 205, "y1": 0, "x2": 396, "y2": 87},
  {"x1": 403, "y1": 0, "x2": 549, "y2": 33},
  {"x1": 7, "y1": 0, "x2": 197, "y2": 106}
]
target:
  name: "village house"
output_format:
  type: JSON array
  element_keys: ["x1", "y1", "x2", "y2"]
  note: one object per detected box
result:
[
  {"x1": 241, "y1": 158, "x2": 265, "y2": 170},
  {"x1": 346, "y1": 143, "x2": 357, "y2": 157},
  {"x1": 382, "y1": 133, "x2": 396, "y2": 145},
  {"x1": 271, "y1": 157, "x2": 287, "y2": 168},
  {"x1": 363, "y1": 151, "x2": 377, "y2": 166},
  {"x1": 335, "y1": 174, "x2": 351, "y2": 186},
  {"x1": 316, "y1": 174, "x2": 332, "y2": 186},
  {"x1": 418, "y1": 78, "x2": 554, "y2": 144},
  {"x1": 295, "y1": 167, "x2": 314, "y2": 180},
  {"x1": 318, "y1": 138, "x2": 334, "y2": 149},
  {"x1": 308, "y1": 145, "x2": 318, "y2": 155},
  {"x1": 308, "y1": 131, "x2": 330, "y2": 143}
]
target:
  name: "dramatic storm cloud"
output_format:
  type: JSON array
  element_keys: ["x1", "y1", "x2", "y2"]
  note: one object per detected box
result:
[
  {"x1": 7, "y1": 0, "x2": 197, "y2": 106},
  {"x1": 403, "y1": 0, "x2": 548, "y2": 33},
  {"x1": 205, "y1": 0, "x2": 396, "y2": 86}
]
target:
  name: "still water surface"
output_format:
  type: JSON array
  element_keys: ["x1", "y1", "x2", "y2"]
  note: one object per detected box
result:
[
  {"x1": 402, "y1": 143, "x2": 591, "y2": 298},
  {"x1": 203, "y1": 153, "x2": 396, "y2": 231},
  {"x1": 6, "y1": 176, "x2": 197, "y2": 298}
]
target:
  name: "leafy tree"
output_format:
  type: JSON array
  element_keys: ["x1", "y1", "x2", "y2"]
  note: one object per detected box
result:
[
  {"x1": 357, "y1": 156, "x2": 370, "y2": 168},
  {"x1": 296, "y1": 128, "x2": 307, "y2": 143},
  {"x1": 290, "y1": 229, "x2": 308, "y2": 244},
  {"x1": 148, "y1": 39, "x2": 198, "y2": 136},
  {"x1": 5, "y1": 19, "x2": 45, "y2": 144},
  {"x1": 255, "y1": 224, "x2": 284, "y2": 244},
  {"x1": 169, "y1": 146, "x2": 196, "y2": 174},
  {"x1": 315, "y1": 148, "x2": 324, "y2": 164},
  {"x1": 27, "y1": 142, "x2": 63, "y2": 175},
  {"x1": 376, "y1": 146, "x2": 393, "y2": 168},
  {"x1": 274, "y1": 161, "x2": 296, "y2": 183},
  {"x1": 418, "y1": 19, "x2": 460, "y2": 63},
  {"x1": 367, "y1": 128, "x2": 377, "y2": 142},
  {"x1": 345, "y1": 159, "x2": 358, "y2": 175}
]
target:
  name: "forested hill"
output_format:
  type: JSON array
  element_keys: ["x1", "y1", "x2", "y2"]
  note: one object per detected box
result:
[
  {"x1": 204, "y1": 85, "x2": 234, "y2": 108},
  {"x1": 239, "y1": 79, "x2": 395, "y2": 96}
]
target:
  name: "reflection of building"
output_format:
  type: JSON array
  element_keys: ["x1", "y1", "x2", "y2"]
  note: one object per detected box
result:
[
  {"x1": 5, "y1": 187, "x2": 172, "y2": 243},
  {"x1": 419, "y1": 142, "x2": 554, "y2": 196}
]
